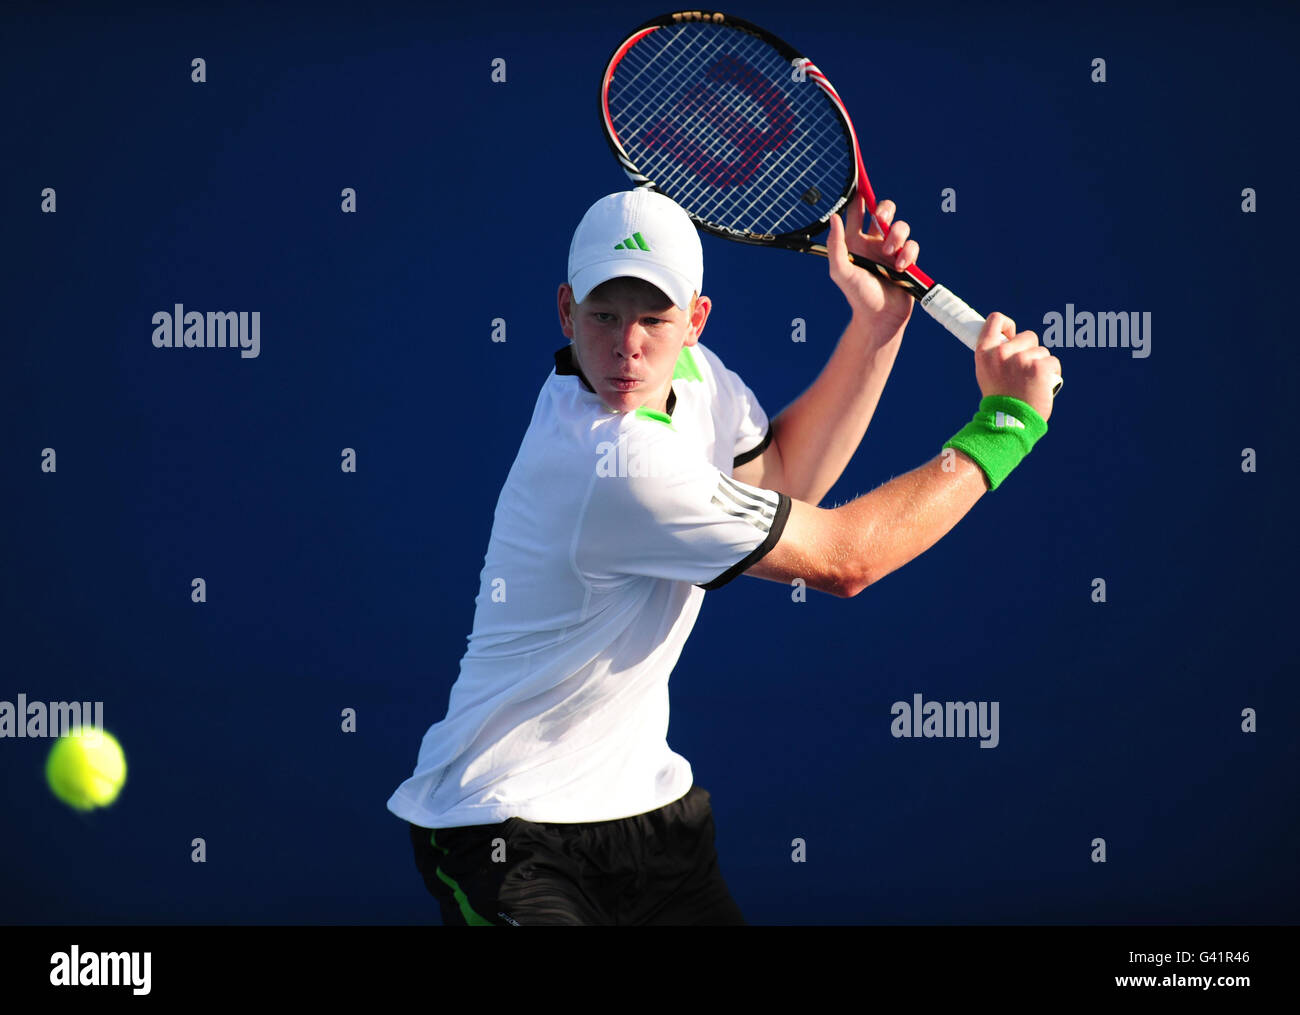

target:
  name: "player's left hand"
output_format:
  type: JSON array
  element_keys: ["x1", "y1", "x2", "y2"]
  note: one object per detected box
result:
[{"x1": 826, "y1": 196, "x2": 917, "y2": 325}]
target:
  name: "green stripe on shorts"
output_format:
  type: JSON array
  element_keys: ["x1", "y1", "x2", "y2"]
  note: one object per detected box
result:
[{"x1": 430, "y1": 830, "x2": 494, "y2": 926}]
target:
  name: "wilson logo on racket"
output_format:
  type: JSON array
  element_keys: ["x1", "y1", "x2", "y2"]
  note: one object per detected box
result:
[{"x1": 641, "y1": 54, "x2": 795, "y2": 189}]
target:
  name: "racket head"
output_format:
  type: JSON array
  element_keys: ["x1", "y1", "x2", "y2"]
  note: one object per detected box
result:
[{"x1": 600, "y1": 12, "x2": 861, "y2": 249}]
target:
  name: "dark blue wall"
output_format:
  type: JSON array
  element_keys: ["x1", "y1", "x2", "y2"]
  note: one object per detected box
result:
[{"x1": 3, "y1": 0, "x2": 1296, "y2": 925}]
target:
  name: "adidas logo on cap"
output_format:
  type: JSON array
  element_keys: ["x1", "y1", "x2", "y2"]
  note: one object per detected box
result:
[{"x1": 614, "y1": 232, "x2": 650, "y2": 251}]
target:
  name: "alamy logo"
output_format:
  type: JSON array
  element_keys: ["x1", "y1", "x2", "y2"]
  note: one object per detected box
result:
[
  {"x1": 613, "y1": 232, "x2": 650, "y2": 251},
  {"x1": 595, "y1": 435, "x2": 673, "y2": 478},
  {"x1": 890, "y1": 693, "x2": 1000, "y2": 748},
  {"x1": 0, "y1": 694, "x2": 103, "y2": 738},
  {"x1": 50, "y1": 946, "x2": 151, "y2": 995},
  {"x1": 1041, "y1": 304, "x2": 1151, "y2": 359},
  {"x1": 151, "y1": 304, "x2": 261, "y2": 359}
]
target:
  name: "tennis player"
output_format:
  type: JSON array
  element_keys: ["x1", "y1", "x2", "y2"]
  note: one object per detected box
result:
[{"x1": 389, "y1": 188, "x2": 1060, "y2": 925}]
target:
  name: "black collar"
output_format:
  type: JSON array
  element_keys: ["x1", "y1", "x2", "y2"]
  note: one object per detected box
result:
[{"x1": 554, "y1": 345, "x2": 676, "y2": 417}]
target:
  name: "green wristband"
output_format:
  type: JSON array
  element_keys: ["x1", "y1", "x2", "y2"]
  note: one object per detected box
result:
[{"x1": 943, "y1": 396, "x2": 1048, "y2": 491}]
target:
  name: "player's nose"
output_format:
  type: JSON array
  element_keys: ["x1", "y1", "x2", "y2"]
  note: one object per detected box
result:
[{"x1": 614, "y1": 322, "x2": 645, "y2": 358}]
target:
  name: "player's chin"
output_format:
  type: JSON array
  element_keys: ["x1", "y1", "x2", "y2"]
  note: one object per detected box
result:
[
  {"x1": 600, "y1": 389, "x2": 639, "y2": 413},
  {"x1": 600, "y1": 382, "x2": 644, "y2": 412}
]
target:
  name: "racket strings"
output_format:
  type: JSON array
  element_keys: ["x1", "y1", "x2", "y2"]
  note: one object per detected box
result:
[
  {"x1": 607, "y1": 23, "x2": 854, "y2": 236},
  {"x1": 643, "y1": 58, "x2": 793, "y2": 190},
  {"x1": 619, "y1": 31, "x2": 843, "y2": 230}
]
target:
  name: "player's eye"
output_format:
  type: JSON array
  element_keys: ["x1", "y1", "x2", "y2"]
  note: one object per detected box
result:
[{"x1": 591, "y1": 312, "x2": 615, "y2": 323}]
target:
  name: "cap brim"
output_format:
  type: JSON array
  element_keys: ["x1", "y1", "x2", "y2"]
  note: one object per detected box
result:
[{"x1": 570, "y1": 258, "x2": 694, "y2": 310}]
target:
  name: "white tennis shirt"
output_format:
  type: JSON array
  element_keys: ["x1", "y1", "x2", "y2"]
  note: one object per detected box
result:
[{"x1": 387, "y1": 340, "x2": 790, "y2": 826}]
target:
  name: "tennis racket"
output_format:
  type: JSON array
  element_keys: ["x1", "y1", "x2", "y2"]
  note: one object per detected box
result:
[{"x1": 599, "y1": 10, "x2": 1061, "y2": 395}]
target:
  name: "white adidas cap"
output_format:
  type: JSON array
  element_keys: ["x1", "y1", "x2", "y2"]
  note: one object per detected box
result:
[{"x1": 568, "y1": 189, "x2": 703, "y2": 311}]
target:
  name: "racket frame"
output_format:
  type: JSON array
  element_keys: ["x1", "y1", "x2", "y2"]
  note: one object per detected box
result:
[
  {"x1": 600, "y1": 13, "x2": 928, "y2": 291},
  {"x1": 599, "y1": 10, "x2": 1061, "y2": 393}
]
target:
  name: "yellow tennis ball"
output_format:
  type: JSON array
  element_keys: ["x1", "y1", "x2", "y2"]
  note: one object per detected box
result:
[{"x1": 46, "y1": 727, "x2": 127, "y2": 811}]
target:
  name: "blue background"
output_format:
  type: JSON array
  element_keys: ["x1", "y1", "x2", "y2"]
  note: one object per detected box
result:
[{"x1": 2, "y1": 0, "x2": 1296, "y2": 926}]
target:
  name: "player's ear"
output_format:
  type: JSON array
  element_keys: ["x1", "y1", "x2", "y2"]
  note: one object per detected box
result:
[
  {"x1": 558, "y1": 284, "x2": 577, "y2": 338},
  {"x1": 685, "y1": 292, "x2": 710, "y2": 344}
]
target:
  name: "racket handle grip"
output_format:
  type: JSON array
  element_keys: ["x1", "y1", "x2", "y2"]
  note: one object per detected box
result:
[
  {"x1": 920, "y1": 284, "x2": 1063, "y2": 397},
  {"x1": 919, "y1": 284, "x2": 983, "y2": 350}
]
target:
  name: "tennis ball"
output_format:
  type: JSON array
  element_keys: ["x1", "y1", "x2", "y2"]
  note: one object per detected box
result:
[{"x1": 46, "y1": 727, "x2": 127, "y2": 811}]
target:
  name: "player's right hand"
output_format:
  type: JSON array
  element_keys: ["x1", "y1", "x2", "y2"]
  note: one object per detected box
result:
[{"x1": 974, "y1": 313, "x2": 1060, "y2": 423}]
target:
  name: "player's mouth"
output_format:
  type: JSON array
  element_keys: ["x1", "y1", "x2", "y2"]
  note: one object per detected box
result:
[{"x1": 609, "y1": 377, "x2": 642, "y2": 391}]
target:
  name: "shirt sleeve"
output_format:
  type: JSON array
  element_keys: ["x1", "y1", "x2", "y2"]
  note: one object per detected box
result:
[
  {"x1": 698, "y1": 345, "x2": 772, "y2": 468},
  {"x1": 574, "y1": 423, "x2": 791, "y2": 591}
]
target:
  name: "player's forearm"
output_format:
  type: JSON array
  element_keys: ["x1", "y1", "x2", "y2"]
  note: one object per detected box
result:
[
  {"x1": 769, "y1": 311, "x2": 907, "y2": 506},
  {"x1": 833, "y1": 449, "x2": 986, "y2": 595}
]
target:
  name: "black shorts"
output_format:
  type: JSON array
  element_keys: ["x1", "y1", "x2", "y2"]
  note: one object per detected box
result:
[{"x1": 408, "y1": 784, "x2": 746, "y2": 926}]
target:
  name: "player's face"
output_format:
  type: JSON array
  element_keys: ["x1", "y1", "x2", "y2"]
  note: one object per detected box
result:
[{"x1": 559, "y1": 277, "x2": 709, "y2": 415}]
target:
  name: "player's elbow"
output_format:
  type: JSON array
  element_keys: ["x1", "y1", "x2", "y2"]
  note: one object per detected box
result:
[
  {"x1": 840, "y1": 550, "x2": 902, "y2": 596},
  {"x1": 832, "y1": 579, "x2": 862, "y2": 599},
  {"x1": 832, "y1": 563, "x2": 875, "y2": 598}
]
